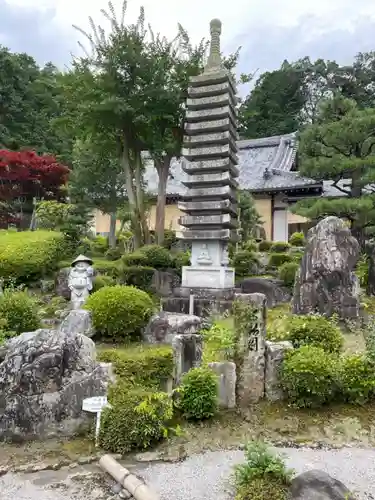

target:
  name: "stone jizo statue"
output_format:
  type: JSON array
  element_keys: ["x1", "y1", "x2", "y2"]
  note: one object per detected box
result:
[{"x1": 68, "y1": 255, "x2": 94, "y2": 309}]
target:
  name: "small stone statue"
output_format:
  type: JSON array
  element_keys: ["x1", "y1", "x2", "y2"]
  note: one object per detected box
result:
[
  {"x1": 197, "y1": 243, "x2": 212, "y2": 265},
  {"x1": 221, "y1": 246, "x2": 229, "y2": 266},
  {"x1": 68, "y1": 255, "x2": 94, "y2": 309}
]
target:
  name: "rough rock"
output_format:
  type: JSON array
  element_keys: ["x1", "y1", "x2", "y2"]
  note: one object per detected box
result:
[
  {"x1": 265, "y1": 340, "x2": 293, "y2": 401},
  {"x1": 239, "y1": 277, "x2": 291, "y2": 307},
  {"x1": 58, "y1": 309, "x2": 94, "y2": 338},
  {"x1": 150, "y1": 270, "x2": 180, "y2": 297},
  {"x1": 208, "y1": 361, "x2": 236, "y2": 408},
  {"x1": 55, "y1": 267, "x2": 71, "y2": 300},
  {"x1": 293, "y1": 217, "x2": 360, "y2": 319},
  {"x1": 0, "y1": 327, "x2": 110, "y2": 441},
  {"x1": 143, "y1": 311, "x2": 202, "y2": 344},
  {"x1": 172, "y1": 333, "x2": 203, "y2": 386},
  {"x1": 290, "y1": 470, "x2": 356, "y2": 499}
]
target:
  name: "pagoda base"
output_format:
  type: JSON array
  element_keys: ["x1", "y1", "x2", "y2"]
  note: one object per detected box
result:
[
  {"x1": 162, "y1": 285, "x2": 238, "y2": 317},
  {"x1": 182, "y1": 265, "x2": 235, "y2": 289}
]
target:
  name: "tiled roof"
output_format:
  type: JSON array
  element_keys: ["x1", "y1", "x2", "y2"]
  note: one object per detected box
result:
[{"x1": 143, "y1": 132, "x2": 320, "y2": 196}]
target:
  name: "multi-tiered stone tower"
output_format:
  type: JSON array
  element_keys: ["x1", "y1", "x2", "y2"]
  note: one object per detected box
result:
[{"x1": 177, "y1": 18, "x2": 239, "y2": 293}]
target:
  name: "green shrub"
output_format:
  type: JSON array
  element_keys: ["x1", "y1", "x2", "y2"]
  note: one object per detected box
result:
[
  {"x1": 232, "y1": 250, "x2": 259, "y2": 277},
  {"x1": 0, "y1": 289, "x2": 40, "y2": 334},
  {"x1": 90, "y1": 235, "x2": 109, "y2": 254},
  {"x1": 121, "y1": 266, "x2": 155, "y2": 291},
  {"x1": 289, "y1": 232, "x2": 305, "y2": 247},
  {"x1": 176, "y1": 367, "x2": 218, "y2": 420},
  {"x1": 85, "y1": 285, "x2": 154, "y2": 341},
  {"x1": 122, "y1": 251, "x2": 149, "y2": 267},
  {"x1": 268, "y1": 252, "x2": 292, "y2": 268},
  {"x1": 270, "y1": 241, "x2": 290, "y2": 253},
  {"x1": 99, "y1": 384, "x2": 175, "y2": 454},
  {"x1": 291, "y1": 251, "x2": 304, "y2": 263},
  {"x1": 284, "y1": 315, "x2": 343, "y2": 353},
  {"x1": 202, "y1": 322, "x2": 235, "y2": 362},
  {"x1": 338, "y1": 354, "x2": 375, "y2": 404},
  {"x1": 235, "y1": 477, "x2": 290, "y2": 500},
  {"x1": 278, "y1": 261, "x2": 299, "y2": 288},
  {"x1": 280, "y1": 346, "x2": 338, "y2": 407},
  {"x1": 139, "y1": 245, "x2": 173, "y2": 269},
  {"x1": 242, "y1": 240, "x2": 258, "y2": 252},
  {"x1": 356, "y1": 254, "x2": 369, "y2": 288},
  {"x1": 258, "y1": 240, "x2": 272, "y2": 252},
  {"x1": 0, "y1": 230, "x2": 66, "y2": 283},
  {"x1": 98, "y1": 345, "x2": 173, "y2": 388},
  {"x1": 162, "y1": 229, "x2": 178, "y2": 249},
  {"x1": 234, "y1": 441, "x2": 293, "y2": 500},
  {"x1": 172, "y1": 251, "x2": 190, "y2": 273},
  {"x1": 92, "y1": 275, "x2": 115, "y2": 292},
  {"x1": 93, "y1": 259, "x2": 121, "y2": 276},
  {"x1": 366, "y1": 322, "x2": 375, "y2": 363},
  {"x1": 105, "y1": 247, "x2": 122, "y2": 261}
]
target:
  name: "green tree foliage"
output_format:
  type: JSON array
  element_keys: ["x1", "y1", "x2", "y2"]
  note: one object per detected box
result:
[
  {"x1": 238, "y1": 191, "x2": 261, "y2": 241},
  {"x1": 0, "y1": 47, "x2": 72, "y2": 160},
  {"x1": 292, "y1": 94, "x2": 375, "y2": 246},
  {"x1": 239, "y1": 61, "x2": 307, "y2": 138}
]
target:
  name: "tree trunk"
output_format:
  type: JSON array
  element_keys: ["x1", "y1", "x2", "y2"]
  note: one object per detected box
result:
[
  {"x1": 155, "y1": 156, "x2": 171, "y2": 246},
  {"x1": 134, "y1": 149, "x2": 150, "y2": 245},
  {"x1": 350, "y1": 166, "x2": 365, "y2": 251},
  {"x1": 108, "y1": 212, "x2": 117, "y2": 248},
  {"x1": 121, "y1": 139, "x2": 142, "y2": 249}
]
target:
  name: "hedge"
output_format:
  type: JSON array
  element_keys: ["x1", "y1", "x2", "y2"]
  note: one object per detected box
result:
[
  {"x1": 98, "y1": 344, "x2": 173, "y2": 388},
  {"x1": 0, "y1": 230, "x2": 66, "y2": 283}
]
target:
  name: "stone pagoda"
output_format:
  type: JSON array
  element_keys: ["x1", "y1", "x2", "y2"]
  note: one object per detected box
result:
[{"x1": 177, "y1": 18, "x2": 239, "y2": 294}]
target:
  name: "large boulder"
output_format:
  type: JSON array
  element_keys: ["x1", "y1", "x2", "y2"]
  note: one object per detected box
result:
[
  {"x1": 143, "y1": 311, "x2": 202, "y2": 344},
  {"x1": 0, "y1": 327, "x2": 110, "y2": 441},
  {"x1": 293, "y1": 217, "x2": 360, "y2": 319},
  {"x1": 290, "y1": 470, "x2": 356, "y2": 499},
  {"x1": 239, "y1": 277, "x2": 291, "y2": 307},
  {"x1": 59, "y1": 309, "x2": 94, "y2": 338}
]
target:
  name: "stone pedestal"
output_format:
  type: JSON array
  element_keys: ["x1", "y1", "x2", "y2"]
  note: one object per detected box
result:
[
  {"x1": 172, "y1": 333, "x2": 203, "y2": 386},
  {"x1": 162, "y1": 286, "x2": 237, "y2": 317}
]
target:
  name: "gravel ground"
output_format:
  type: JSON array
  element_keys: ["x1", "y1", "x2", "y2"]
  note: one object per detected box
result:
[
  {"x1": 1, "y1": 448, "x2": 375, "y2": 500},
  {"x1": 138, "y1": 447, "x2": 375, "y2": 500}
]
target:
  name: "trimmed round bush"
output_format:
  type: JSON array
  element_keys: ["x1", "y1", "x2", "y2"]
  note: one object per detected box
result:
[
  {"x1": 270, "y1": 241, "x2": 290, "y2": 253},
  {"x1": 99, "y1": 384, "x2": 174, "y2": 453},
  {"x1": 122, "y1": 251, "x2": 149, "y2": 267},
  {"x1": 92, "y1": 274, "x2": 115, "y2": 292},
  {"x1": 289, "y1": 232, "x2": 305, "y2": 247},
  {"x1": 338, "y1": 354, "x2": 375, "y2": 404},
  {"x1": 258, "y1": 240, "x2": 272, "y2": 252},
  {"x1": 105, "y1": 247, "x2": 122, "y2": 261},
  {"x1": 278, "y1": 261, "x2": 299, "y2": 288},
  {"x1": 121, "y1": 265, "x2": 155, "y2": 291},
  {"x1": 0, "y1": 289, "x2": 40, "y2": 334},
  {"x1": 285, "y1": 315, "x2": 343, "y2": 353},
  {"x1": 280, "y1": 346, "x2": 338, "y2": 407},
  {"x1": 232, "y1": 250, "x2": 259, "y2": 277},
  {"x1": 242, "y1": 240, "x2": 258, "y2": 252},
  {"x1": 85, "y1": 285, "x2": 154, "y2": 341},
  {"x1": 0, "y1": 230, "x2": 66, "y2": 283},
  {"x1": 268, "y1": 252, "x2": 292, "y2": 268},
  {"x1": 176, "y1": 367, "x2": 218, "y2": 420},
  {"x1": 139, "y1": 245, "x2": 173, "y2": 269}
]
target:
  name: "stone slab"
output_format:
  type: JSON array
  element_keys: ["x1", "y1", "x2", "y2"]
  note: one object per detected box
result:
[
  {"x1": 185, "y1": 118, "x2": 236, "y2": 135},
  {"x1": 187, "y1": 80, "x2": 233, "y2": 98},
  {"x1": 185, "y1": 105, "x2": 237, "y2": 124},
  {"x1": 182, "y1": 171, "x2": 239, "y2": 188},
  {"x1": 189, "y1": 71, "x2": 237, "y2": 92},
  {"x1": 179, "y1": 214, "x2": 238, "y2": 228},
  {"x1": 183, "y1": 130, "x2": 237, "y2": 147},
  {"x1": 182, "y1": 159, "x2": 239, "y2": 177},
  {"x1": 178, "y1": 199, "x2": 238, "y2": 215},
  {"x1": 182, "y1": 143, "x2": 237, "y2": 162},
  {"x1": 176, "y1": 228, "x2": 238, "y2": 241},
  {"x1": 181, "y1": 265, "x2": 235, "y2": 289},
  {"x1": 265, "y1": 340, "x2": 293, "y2": 402},
  {"x1": 186, "y1": 93, "x2": 236, "y2": 110},
  {"x1": 208, "y1": 361, "x2": 236, "y2": 409},
  {"x1": 172, "y1": 334, "x2": 203, "y2": 386},
  {"x1": 180, "y1": 185, "x2": 237, "y2": 201}
]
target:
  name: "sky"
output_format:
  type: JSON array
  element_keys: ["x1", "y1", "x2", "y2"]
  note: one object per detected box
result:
[{"x1": 2, "y1": 0, "x2": 375, "y2": 90}]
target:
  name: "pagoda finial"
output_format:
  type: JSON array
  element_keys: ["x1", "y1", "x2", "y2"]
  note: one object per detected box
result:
[{"x1": 205, "y1": 18, "x2": 222, "y2": 72}]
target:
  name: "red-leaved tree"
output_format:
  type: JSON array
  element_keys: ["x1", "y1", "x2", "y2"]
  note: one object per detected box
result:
[{"x1": 0, "y1": 150, "x2": 70, "y2": 227}]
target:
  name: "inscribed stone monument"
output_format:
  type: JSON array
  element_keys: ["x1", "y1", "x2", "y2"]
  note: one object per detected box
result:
[
  {"x1": 234, "y1": 293, "x2": 267, "y2": 405},
  {"x1": 177, "y1": 18, "x2": 239, "y2": 291},
  {"x1": 293, "y1": 217, "x2": 360, "y2": 319}
]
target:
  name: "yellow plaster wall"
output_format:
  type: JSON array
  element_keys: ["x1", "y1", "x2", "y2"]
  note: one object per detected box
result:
[
  {"x1": 287, "y1": 211, "x2": 309, "y2": 224},
  {"x1": 253, "y1": 197, "x2": 272, "y2": 240},
  {"x1": 94, "y1": 210, "x2": 122, "y2": 234},
  {"x1": 148, "y1": 204, "x2": 182, "y2": 231}
]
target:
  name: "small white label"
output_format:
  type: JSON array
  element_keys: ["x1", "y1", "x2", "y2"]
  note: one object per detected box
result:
[{"x1": 82, "y1": 396, "x2": 110, "y2": 413}]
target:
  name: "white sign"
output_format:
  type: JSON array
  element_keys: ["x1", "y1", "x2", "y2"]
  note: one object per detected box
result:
[
  {"x1": 82, "y1": 396, "x2": 110, "y2": 413},
  {"x1": 82, "y1": 396, "x2": 111, "y2": 446}
]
